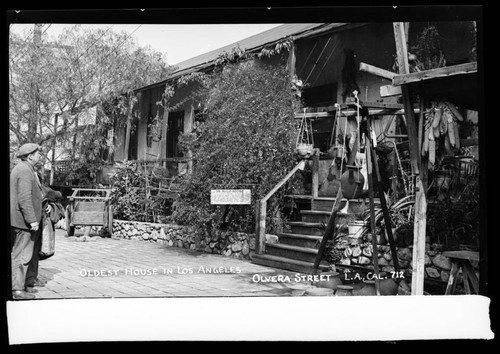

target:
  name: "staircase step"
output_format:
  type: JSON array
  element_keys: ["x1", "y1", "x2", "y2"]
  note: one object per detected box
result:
[
  {"x1": 284, "y1": 194, "x2": 312, "y2": 211},
  {"x1": 278, "y1": 233, "x2": 323, "y2": 248},
  {"x1": 312, "y1": 197, "x2": 380, "y2": 213},
  {"x1": 265, "y1": 243, "x2": 320, "y2": 263},
  {"x1": 285, "y1": 194, "x2": 313, "y2": 201},
  {"x1": 251, "y1": 253, "x2": 329, "y2": 273},
  {"x1": 288, "y1": 221, "x2": 325, "y2": 236},
  {"x1": 300, "y1": 210, "x2": 360, "y2": 224}
]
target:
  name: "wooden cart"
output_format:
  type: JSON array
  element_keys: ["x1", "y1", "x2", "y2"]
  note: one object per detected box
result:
[{"x1": 65, "y1": 188, "x2": 113, "y2": 237}]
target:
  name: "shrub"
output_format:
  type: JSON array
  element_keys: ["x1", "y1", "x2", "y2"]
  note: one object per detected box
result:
[
  {"x1": 109, "y1": 161, "x2": 171, "y2": 222},
  {"x1": 172, "y1": 61, "x2": 302, "y2": 234}
]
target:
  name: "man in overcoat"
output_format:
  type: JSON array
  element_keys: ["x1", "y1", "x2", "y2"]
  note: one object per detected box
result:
[{"x1": 10, "y1": 143, "x2": 43, "y2": 300}]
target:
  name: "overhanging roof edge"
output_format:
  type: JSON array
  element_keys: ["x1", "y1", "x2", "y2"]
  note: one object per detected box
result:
[{"x1": 133, "y1": 22, "x2": 371, "y2": 93}]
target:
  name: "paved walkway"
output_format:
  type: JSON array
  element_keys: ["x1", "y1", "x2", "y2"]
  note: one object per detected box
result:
[{"x1": 31, "y1": 228, "x2": 305, "y2": 299}]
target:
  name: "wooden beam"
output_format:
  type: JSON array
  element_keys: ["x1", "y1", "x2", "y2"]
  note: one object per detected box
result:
[
  {"x1": 392, "y1": 62, "x2": 477, "y2": 86},
  {"x1": 393, "y1": 22, "x2": 410, "y2": 75},
  {"x1": 393, "y1": 22, "x2": 420, "y2": 175},
  {"x1": 359, "y1": 62, "x2": 397, "y2": 80},
  {"x1": 344, "y1": 98, "x2": 404, "y2": 110}
]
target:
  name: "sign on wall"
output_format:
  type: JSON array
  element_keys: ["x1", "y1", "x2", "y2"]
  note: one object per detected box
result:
[{"x1": 210, "y1": 189, "x2": 251, "y2": 205}]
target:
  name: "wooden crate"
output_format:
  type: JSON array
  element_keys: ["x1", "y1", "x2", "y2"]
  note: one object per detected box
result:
[
  {"x1": 74, "y1": 201, "x2": 106, "y2": 212},
  {"x1": 72, "y1": 211, "x2": 106, "y2": 226}
]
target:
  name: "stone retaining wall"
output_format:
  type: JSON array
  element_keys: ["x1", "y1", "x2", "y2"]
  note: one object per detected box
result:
[
  {"x1": 112, "y1": 220, "x2": 256, "y2": 260},
  {"x1": 332, "y1": 236, "x2": 480, "y2": 284}
]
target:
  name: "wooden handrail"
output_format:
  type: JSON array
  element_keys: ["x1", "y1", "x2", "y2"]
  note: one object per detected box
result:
[{"x1": 255, "y1": 159, "x2": 307, "y2": 254}]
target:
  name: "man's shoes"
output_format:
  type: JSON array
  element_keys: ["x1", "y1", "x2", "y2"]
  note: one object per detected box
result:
[
  {"x1": 33, "y1": 279, "x2": 46, "y2": 287},
  {"x1": 25, "y1": 286, "x2": 38, "y2": 294},
  {"x1": 12, "y1": 290, "x2": 35, "y2": 300}
]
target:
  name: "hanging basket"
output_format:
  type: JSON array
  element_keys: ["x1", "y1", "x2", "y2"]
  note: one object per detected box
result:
[
  {"x1": 295, "y1": 110, "x2": 314, "y2": 158},
  {"x1": 295, "y1": 143, "x2": 314, "y2": 157}
]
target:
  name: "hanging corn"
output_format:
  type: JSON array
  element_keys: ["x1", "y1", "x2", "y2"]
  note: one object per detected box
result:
[{"x1": 420, "y1": 99, "x2": 462, "y2": 166}]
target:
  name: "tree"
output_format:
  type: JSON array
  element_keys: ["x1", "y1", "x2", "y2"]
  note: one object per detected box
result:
[{"x1": 9, "y1": 24, "x2": 172, "y2": 183}]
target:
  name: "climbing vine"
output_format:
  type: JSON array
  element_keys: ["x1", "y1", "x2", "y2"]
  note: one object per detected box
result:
[{"x1": 172, "y1": 61, "x2": 302, "y2": 234}]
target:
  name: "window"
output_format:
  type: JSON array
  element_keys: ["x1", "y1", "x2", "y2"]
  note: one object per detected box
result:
[{"x1": 167, "y1": 111, "x2": 184, "y2": 158}]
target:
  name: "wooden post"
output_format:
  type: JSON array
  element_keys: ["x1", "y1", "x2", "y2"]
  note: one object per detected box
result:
[
  {"x1": 312, "y1": 188, "x2": 343, "y2": 275},
  {"x1": 287, "y1": 41, "x2": 296, "y2": 78},
  {"x1": 186, "y1": 104, "x2": 194, "y2": 175},
  {"x1": 123, "y1": 95, "x2": 134, "y2": 161},
  {"x1": 312, "y1": 149, "x2": 319, "y2": 199},
  {"x1": 255, "y1": 200, "x2": 267, "y2": 254},
  {"x1": 367, "y1": 120, "x2": 401, "y2": 274},
  {"x1": 159, "y1": 107, "x2": 169, "y2": 167},
  {"x1": 393, "y1": 22, "x2": 420, "y2": 175},
  {"x1": 411, "y1": 177, "x2": 427, "y2": 295},
  {"x1": 394, "y1": 22, "x2": 428, "y2": 295},
  {"x1": 365, "y1": 137, "x2": 381, "y2": 296}
]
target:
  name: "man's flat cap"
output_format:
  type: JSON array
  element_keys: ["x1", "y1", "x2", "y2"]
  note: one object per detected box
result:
[{"x1": 17, "y1": 143, "x2": 40, "y2": 158}]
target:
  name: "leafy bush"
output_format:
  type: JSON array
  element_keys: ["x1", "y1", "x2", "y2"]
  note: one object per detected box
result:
[
  {"x1": 172, "y1": 61, "x2": 302, "y2": 234},
  {"x1": 426, "y1": 176, "x2": 480, "y2": 249},
  {"x1": 109, "y1": 161, "x2": 170, "y2": 222}
]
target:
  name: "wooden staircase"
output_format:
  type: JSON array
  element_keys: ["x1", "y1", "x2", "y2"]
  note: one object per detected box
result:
[{"x1": 252, "y1": 194, "x2": 379, "y2": 274}]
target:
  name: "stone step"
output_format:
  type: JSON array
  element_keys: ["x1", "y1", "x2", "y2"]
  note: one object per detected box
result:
[
  {"x1": 251, "y1": 253, "x2": 330, "y2": 274},
  {"x1": 300, "y1": 210, "x2": 360, "y2": 225},
  {"x1": 265, "y1": 243, "x2": 319, "y2": 263},
  {"x1": 277, "y1": 233, "x2": 323, "y2": 249}
]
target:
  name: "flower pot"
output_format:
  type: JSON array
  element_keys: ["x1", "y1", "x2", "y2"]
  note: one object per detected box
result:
[
  {"x1": 348, "y1": 221, "x2": 365, "y2": 239},
  {"x1": 378, "y1": 278, "x2": 399, "y2": 296},
  {"x1": 291, "y1": 289, "x2": 306, "y2": 296},
  {"x1": 306, "y1": 287, "x2": 334, "y2": 296},
  {"x1": 340, "y1": 165, "x2": 365, "y2": 199},
  {"x1": 314, "y1": 271, "x2": 343, "y2": 291},
  {"x1": 335, "y1": 285, "x2": 354, "y2": 296},
  {"x1": 356, "y1": 280, "x2": 377, "y2": 296}
]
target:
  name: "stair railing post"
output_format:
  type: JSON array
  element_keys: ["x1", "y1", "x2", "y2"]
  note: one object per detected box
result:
[
  {"x1": 254, "y1": 160, "x2": 306, "y2": 255},
  {"x1": 255, "y1": 199, "x2": 267, "y2": 254},
  {"x1": 312, "y1": 149, "x2": 319, "y2": 199}
]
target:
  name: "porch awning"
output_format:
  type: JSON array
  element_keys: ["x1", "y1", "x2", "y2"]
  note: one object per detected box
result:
[{"x1": 391, "y1": 62, "x2": 479, "y2": 110}]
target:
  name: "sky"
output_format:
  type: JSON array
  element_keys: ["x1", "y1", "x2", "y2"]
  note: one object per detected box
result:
[{"x1": 9, "y1": 23, "x2": 282, "y2": 65}]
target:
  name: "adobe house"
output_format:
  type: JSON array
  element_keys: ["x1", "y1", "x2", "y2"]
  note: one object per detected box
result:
[
  {"x1": 108, "y1": 21, "x2": 476, "y2": 180},
  {"x1": 107, "y1": 22, "x2": 480, "y2": 295}
]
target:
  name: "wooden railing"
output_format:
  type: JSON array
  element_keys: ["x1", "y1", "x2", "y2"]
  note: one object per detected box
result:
[{"x1": 254, "y1": 149, "x2": 320, "y2": 254}]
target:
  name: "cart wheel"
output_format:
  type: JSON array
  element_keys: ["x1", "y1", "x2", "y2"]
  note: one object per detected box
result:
[{"x1": 65, "y1": 205, "x2": 75, "y2": 237}]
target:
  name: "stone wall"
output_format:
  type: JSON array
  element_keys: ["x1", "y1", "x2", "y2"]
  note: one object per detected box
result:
[
  {"x1": 112, "y1": 220, "x2": 256, "y2": 260},
  {"x1": 331, "y1": 236, "x2": 480, "y2": 285}
]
